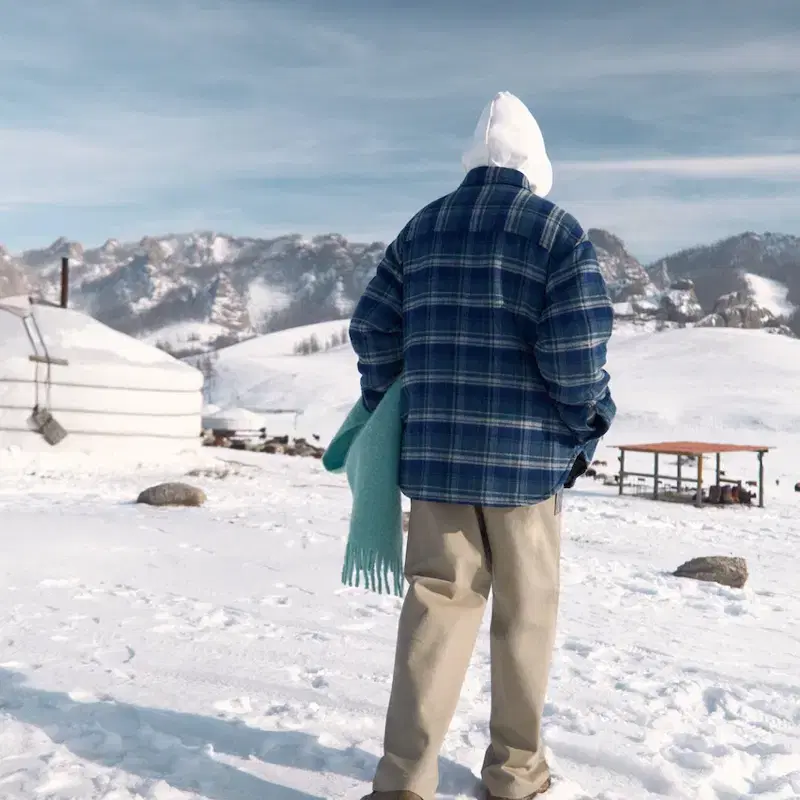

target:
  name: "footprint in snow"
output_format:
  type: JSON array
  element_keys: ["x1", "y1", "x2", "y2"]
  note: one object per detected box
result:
[
  {"x1": 304, "y1": 667, "x2": 330, "y2": 690},
  {"x1": 287, "y1": 666, "x2": 331, "y2": 690},
  {"x1": 214, "y1": 696, "x2": 253, "y2": 715},
  {"x1": 260, "y1": 595, "x2": 292, "y2": 607}
]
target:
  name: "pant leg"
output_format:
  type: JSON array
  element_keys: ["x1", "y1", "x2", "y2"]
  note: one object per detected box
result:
[
  {"x1": 480, "y1": 495, "x2": 562, "y2": 799},
  {"x1": 374, "y1": 500, "x2": 492, "y2": 798}
]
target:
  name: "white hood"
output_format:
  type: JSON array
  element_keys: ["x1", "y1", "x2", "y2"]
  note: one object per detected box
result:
[{"x1": 462, "y1": 91, "x2": 553, "y2": 198}]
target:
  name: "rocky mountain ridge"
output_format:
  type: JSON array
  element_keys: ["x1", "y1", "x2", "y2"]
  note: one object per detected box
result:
[
  {"x1": 587, "y1": 229, "x2": 798, "y2": 338},
  {"x1": 1, "y1": 228, "x2": 797, "y2": 355}
]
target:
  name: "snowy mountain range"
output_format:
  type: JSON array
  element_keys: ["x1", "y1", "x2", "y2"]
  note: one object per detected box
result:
[
  {"x1": 2, "y1": 228, "x2": 798, "y2": 355},
  {"x1": 0, "y1": 249, "x2": 32, "y2": 299}
]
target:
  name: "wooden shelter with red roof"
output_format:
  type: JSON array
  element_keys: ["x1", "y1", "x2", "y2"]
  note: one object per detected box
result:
[{"x1": 615, "y1": 441, "x2": 770, "y2": 508}]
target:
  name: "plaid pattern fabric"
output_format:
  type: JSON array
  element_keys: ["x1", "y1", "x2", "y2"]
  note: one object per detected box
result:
[{"x1": 350, "y1": 166, "x2": 615, "y2": 507}]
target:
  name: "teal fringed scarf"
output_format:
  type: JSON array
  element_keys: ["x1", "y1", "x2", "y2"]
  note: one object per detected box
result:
[{"x1": 322, "y1": 380, "x2": 404, "y2": 597}]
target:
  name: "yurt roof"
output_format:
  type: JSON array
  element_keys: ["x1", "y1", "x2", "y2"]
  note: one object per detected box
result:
[
  {"x1": 202, "y1": 406, "x2": 266, "y2": 431},
  {"x1": 0, "y1": 297, "x2": 203, "y2": 391}
]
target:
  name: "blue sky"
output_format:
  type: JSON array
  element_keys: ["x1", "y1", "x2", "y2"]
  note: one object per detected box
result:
[{"x1": 1, "y1": 0, "x2": 798, "y2": 261}]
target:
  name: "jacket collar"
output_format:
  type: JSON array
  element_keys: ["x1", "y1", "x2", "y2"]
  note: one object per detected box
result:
[{"x1": 461, "y1": 166, "x2": 531, "y2": 191}]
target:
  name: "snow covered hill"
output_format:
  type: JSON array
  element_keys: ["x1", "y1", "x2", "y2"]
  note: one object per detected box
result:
[
  {"x1": 205, "y1": 322, "x2": 800, "y2": 460},
  {"x1": 607, "y1": 327, "x2": 800, "y2": 437},
  {"x1": 205, "y1": 320, "x2": 356, "y2": 442}
]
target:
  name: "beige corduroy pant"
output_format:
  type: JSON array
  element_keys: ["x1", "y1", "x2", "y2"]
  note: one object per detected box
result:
[{"x1": 373, "y1": 496, "x2": 562, "y2": 799}]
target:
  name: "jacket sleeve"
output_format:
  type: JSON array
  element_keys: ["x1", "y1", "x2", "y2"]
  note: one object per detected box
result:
[
  {"x1": 534, "y1": 235, "x2": 616, "y2": 447},
  {"x1": 349, "y1": 235, "x2": 404, "y2": 412}
]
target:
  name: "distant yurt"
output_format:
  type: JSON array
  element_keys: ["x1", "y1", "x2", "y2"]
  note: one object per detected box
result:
[
  {"x1": 0, "y1": 296, "x2": 203, "y2": 455},
  {"x1": 201, "y1": 406, "x2": 266, "y2": 434}
]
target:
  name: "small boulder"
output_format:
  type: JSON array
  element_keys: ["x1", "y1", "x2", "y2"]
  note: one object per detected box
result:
[
  {"x1": 137, "y1": 482, "x2": 206, "y2": 507},
  {"x1": 673, "y1": 556, "x2": 748, "y2": 589}
]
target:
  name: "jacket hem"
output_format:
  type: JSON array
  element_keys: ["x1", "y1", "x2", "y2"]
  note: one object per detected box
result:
[{"x1": 400, "y1": 485, "x2": 558, "y2": 508}]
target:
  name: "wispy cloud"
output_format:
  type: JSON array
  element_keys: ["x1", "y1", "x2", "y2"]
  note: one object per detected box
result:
[
  {"x1": 1, "y1": 0, "x2": 798, "y2": 258},
  {"x1": 561, "y1": 155, "x2": 800, "y2": 179}
]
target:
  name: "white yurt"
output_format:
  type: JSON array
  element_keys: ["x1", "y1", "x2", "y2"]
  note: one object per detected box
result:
[
  {"x1": 0, "y1": 296, "x2": 203, "y2": 455},
  {"x1": 201, "y1": 406, "x2": 266, "y2": 434}
]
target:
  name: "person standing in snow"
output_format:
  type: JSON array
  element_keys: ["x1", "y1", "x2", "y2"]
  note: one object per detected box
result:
[{"x1": 349, "y1": 91, "x2": 616, "y2": 800}]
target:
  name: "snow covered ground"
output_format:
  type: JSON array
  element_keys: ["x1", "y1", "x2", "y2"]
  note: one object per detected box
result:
[{"x1": 1, "y1": 324, "x2": 799, "y2": 799}]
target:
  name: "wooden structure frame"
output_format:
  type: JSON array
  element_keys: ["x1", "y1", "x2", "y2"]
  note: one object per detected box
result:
[{"x1": 616, "y1": 441, "x2": 770, "y2": 508}]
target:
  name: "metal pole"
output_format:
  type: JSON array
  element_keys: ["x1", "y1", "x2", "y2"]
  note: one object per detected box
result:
[
  {"x1": 653, "y1": 452, "x2": 660, "y2": 499},
  {"x1": 677, "y1": 456, "x2": 683, "y2": 494},
  {"x1": 758, "y1": 451, "x2": 765, "y2": 508},
  {"x1": 696, "y1": 455, "x2": 704, "y2": 507},
  {"x1": 60, "y1": 257, "x2": 69, "y2": 309},
  {"x1": 715, "y1": 453, "x2": 721, "y2": 486},
  {"x1": 619, "y1": 450, "x2": 625, "y2": 496}
]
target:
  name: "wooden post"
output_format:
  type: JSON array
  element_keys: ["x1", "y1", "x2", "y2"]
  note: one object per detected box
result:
[
  {"x1": 60, "y1": 257, "x2": 69, "y2": 309},
  {"x1": 619, "y1": 450, "x2": 625, "y2": 495},
  {"x1": 676, "y1": 456, "x2": 683, "y2": 494},
  {"x1": 653, "y1": 452, "x2": 660, "y2": 499},
  {"x1": 758, "y1": 451, "x2": 765, "y2": 508},
  {"x1": 695, "y1": 454, "x2": 704, "y2": 507},
  {"x1": 715, "y1": 453, "x2": 721, "y2": 487}
]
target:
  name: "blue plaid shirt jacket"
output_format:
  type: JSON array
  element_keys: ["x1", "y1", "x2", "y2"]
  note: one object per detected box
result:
[{"x1": 350, "y1": 166, "x2": 616, "y2": 507}]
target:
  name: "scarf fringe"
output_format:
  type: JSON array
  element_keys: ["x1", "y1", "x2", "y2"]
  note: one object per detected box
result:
[{"x1": 341, "y1": 540, "x2": 404, "y2": 597}]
